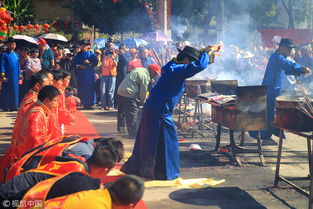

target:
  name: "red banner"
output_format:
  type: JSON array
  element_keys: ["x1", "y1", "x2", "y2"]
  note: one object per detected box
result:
[{"x1": 259, "y1": 29, "x2": 313, "y2": 48}]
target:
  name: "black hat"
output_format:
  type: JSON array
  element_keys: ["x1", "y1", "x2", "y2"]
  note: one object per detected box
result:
[
  {"x1": 279, "y1": 38, "x2": 294, "y2": 48},
  {"x1": 6, "y1": 37, "x2": 16, "y2": 43},
  {"x1": 30, "y1": 48, "x2": 39, "y2": 53},
  {"x1": 79, "y1": 39, "x2": 90, "y2": 45},
  {"x1": 21, "y1": 47, "x2": 31, "y2": 53},
  {"x1": 177, "y1": 45, "x2": 200, "y2": 61}
]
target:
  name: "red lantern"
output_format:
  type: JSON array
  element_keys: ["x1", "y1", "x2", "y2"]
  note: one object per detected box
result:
[
  {"x1": 112, "y1": 0, "x2": 117, "y2": 3},
  {"x1": 13, "y1": 25, "x2": 19, "y2": 31},
  {"x1": 0, "y1": 20, "x2": 4, "y2": 25},
  {"x1": 34, "y1": 24, "x2": 41, "y2": 31},
  {"x1": 7, "y1": 26, "x2": 11, "y2": 31},
  {"x1": 0, "y1": 25, "x2": 6, "y2": 30},
  {"x1": 19, "y1": 25, "x2": 25, "y2": 32},
  {"x1": 27, "y1": 24, "x2": 33, "y2": 30},
  {"x1": 43, "y1": 24, "x2": 50, "y2": 32}
]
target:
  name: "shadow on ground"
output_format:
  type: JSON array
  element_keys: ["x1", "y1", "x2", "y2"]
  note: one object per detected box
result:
[{"x1": 169, "y1": 187, "x2": 267, "y2": 209}]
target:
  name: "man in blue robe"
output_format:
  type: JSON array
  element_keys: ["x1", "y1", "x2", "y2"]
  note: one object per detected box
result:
[
  {"x1": 121, "y1": 46, "x2": 218, "y2": 180},
  {"x1": 0, "y1": 37, "x2": 21, "y2": 111},
  {"x1": 249, "y1": 38, "x2": 311, "y2": 144},
  {"x1": 73, "y1": 40, "x2": 98, "y2": 109}
]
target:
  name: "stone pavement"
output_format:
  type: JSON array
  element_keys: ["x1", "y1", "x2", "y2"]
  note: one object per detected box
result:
[{"x1": 0, "y1": 110, "x2": 312, "y2": 209}]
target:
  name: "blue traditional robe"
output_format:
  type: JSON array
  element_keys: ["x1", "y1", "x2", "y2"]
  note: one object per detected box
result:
[
  {"x1": 0, "y1": 50, "x2": 21, "y2": 110},
  {"x1": 121, "y1": 52, "x2": 210, "y2": 180},
  {"x1": 73, "y1": 50, "x2": 98, "y2": 107},
  {"x1": 249, "y1": 51, "x2": 304, "y2": 139}
]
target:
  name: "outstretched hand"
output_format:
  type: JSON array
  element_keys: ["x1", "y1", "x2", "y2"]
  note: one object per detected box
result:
[{"x1": 303, "y1": 67, "x2": 312, "y2": 76}]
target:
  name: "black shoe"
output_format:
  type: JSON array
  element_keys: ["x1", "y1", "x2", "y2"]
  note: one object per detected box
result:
[
  {"x1": 117, "y1": 127, "x2": 127, "y2": 133},
  {"x1": 262, "y1": 138, "x2": 278, "y2": 146},
  {"x1": 83, "y1": 106, "x2": 94, "y2": 110}
]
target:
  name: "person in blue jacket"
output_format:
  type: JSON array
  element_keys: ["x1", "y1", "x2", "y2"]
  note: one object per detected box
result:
[
  {"x1": 73, "y1": 39, "x2": 98, "y2": 110},
  {"x1": 121, "y1": 45, "x2": 218, "y2": 180},
  {"x1": 249, "y1": 38, "x2": 311, "y2": 145},
  {"x1": 0, "y1": 37, "x2": 21, "y2": 111}
]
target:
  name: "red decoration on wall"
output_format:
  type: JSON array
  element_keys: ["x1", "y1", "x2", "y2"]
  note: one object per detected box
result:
[
  {"x1": 0, "y1": 25, "x2": 6, "y2": 30},
  {"x1": 43, "y1": 23, "x2": 50, "y2": 32},
  {"x1": 19, "y1": 25, "x2": 25, "y2": 32},
  {"x1": 27, "y1": 24, "x2": 33, "y2": 31}
]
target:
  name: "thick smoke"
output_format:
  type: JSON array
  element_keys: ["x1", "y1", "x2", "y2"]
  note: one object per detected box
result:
[{"x1": 171, "y1": 1, "x2": 266, "y2": 86}]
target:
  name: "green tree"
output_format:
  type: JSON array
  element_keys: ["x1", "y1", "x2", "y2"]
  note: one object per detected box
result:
[
  {"x1": 71, "y1": 0, "x2": 152, "y2": 34},
  {"x1": 248, "y1": 0, "x2": 278, "y2": 28},
  {"x1": 2, "y1": 0, "x2": 33, "y2": 24},
  {"x1": 171, "y1": 0, "x2": 214, "y2": 40}
]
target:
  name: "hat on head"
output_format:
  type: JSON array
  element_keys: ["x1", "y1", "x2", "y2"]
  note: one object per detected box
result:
[
  {"x1": 63, "y1": 48, "x2": 71, "y2": 55},
  {"x1": 6, "y1": 37, "x2": 16, "y2": 43},
  {"x1": 148, "y1": 64, "x2": 161, "y2": 75},
  {"x1": 37, "y1": 38, "x2": 47, "y2": 45},
  {"x1": 95, "y1": 49, "x2": 102, "y2": 55},
  {"x1": 129, "y1": 48, "x2": 138, "y2": 54},
  {"x1": 177, "y1": 45, "x2": 200, "y2": 61},
  {"x1": 80, "y1": 39, "x2": 90, "y2": 45},
  {"x1": 30, "y1": 48, "x2": 39, "y2": 54},
  {"x1": 21, "y1": 47, "x2": 31, "y2": 53},
  {"x1": 279, "y1": 38, "x2": 294, "y2": 48}
]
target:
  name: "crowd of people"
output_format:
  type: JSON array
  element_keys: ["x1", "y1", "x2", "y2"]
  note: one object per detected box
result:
[
  {"x1": 0, "y1": 34, "x2": 313, "y2": 207},
  {"x1": 0, "y1": 37, "x2": 148, "y2": 208}
]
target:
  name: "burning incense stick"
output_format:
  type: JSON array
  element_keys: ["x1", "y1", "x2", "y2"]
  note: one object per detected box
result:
[{"x1": 297, "y1": 96, "x2": 313, "y2": 119}]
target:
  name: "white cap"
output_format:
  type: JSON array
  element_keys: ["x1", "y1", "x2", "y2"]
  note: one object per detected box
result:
[
  {"x1": 183, "y1": 41, "x2": 191, "y2": 46},
  {"x1": 189, "y1": 144, "x2": 202, "y2": 151},
  {"x1": 64, "y1": 48, "x2": 71, "y2": 55},
  {"x1": 272, "y1": 35, "x2": 281, "y2": 45}
]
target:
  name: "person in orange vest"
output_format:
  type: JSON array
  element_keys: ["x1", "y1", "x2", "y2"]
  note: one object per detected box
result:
[
  {"x1": 0, "y1": 71, "x2": 51, "y2": 180},
  {"x1": 0, "y1": 137, "x2": 124, "y2": 202},
  {"x1": 19, "y1": 174, "x2": 144, "y2": 209},
  {"x1": 100, "y1": 48, "x2": 118, "y2": 110}
]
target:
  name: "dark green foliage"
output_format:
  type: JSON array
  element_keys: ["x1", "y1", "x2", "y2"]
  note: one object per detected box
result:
[
  {"x1": 2, "y1": 0, "x2": 34, "y2": 24},
  {"x1": 71, "y1": 0, "x2": 152, "y2": 34}
]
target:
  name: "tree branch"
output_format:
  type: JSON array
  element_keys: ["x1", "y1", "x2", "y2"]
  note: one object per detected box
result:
[{"x1": 281, "y1": 0, "x2": 289, "y2": 13}]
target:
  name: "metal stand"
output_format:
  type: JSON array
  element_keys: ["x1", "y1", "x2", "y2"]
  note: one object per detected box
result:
[
  {"x1": 192, "y1": 99, "x2": 206, "y2": 137},
  {"x1": 215, "y1": 126, "x2": 265, "y2": 166},
  {"x1": 274, "y1": 127, "x2": 313, "y2": 209}
]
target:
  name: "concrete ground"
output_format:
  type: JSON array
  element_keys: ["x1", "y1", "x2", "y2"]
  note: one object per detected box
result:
[{"x1": 0, "y1": 109, "x2": 312, "y2": 209}]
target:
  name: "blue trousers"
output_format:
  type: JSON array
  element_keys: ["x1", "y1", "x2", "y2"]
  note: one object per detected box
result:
[{"x1": 100, "y1": 76, "x2": 116, "y2": 108}]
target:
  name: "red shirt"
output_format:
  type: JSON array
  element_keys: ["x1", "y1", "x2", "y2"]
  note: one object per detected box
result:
[
  {"x1": 12, "y1": 89, "x2": 38, "y2": 146},
  {"x1": 12, "y1": 101, "x2": 50, "y2": 163},
  {"x1": 57, "y1": 89, "x2": 71, "y2": 125},
  {"x1": 66, "y1": 96, "x2": 77, "y2": 113},
  {"x1": 127, "y1": 59, "x2": 143, "y2": 72}
]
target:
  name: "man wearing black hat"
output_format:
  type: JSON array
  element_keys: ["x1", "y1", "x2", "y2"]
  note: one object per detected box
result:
[
  {"x1": 121, "y1": 45, "x2": 219, "y2": 180},
  {"x1": 0, "y1": 37, "x2": 21, "y2": 111},
  {"x1": 72, "y1": 39, "x2": 98, "y2": 109},
  {"x1": 249, "y1": 38, "x2": 311, "y2": 145}
]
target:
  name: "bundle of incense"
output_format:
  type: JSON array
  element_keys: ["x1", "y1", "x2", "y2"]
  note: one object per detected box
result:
[{"x1": 297, "y1": 96, "x2": 313, "y2": 119}]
